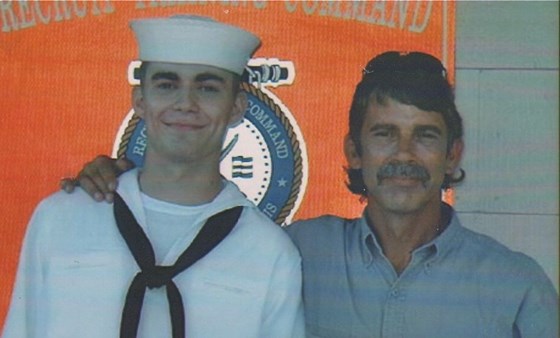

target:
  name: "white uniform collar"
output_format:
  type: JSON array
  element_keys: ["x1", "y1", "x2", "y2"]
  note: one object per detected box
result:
[{"x1": 116, "y1": 169, "x2": 254, "y2": 226}]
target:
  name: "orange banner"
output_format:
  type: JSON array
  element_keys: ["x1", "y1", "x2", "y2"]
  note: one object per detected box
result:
[{"x1": 0, "y1": 0, "x2": 454, "y2": 327}]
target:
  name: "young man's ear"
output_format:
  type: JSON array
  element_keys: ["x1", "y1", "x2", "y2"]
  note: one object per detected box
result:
[
  {"x1": 228, "y1": 91, "x2": 247, "y2": 128},
  {"x1": 445, "y1": 139, "x2": 464, "y2": 175},
  {"x1": 344, "y1": 134, "x2": 362, "y2": 170},
  {"x1": 132, "y1": 86, "x2": 145, "y2": 118}
]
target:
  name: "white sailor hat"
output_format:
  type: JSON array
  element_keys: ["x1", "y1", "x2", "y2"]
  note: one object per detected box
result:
[{"x1": 130, "y1": 15, "x2": 261, "y2": 75}]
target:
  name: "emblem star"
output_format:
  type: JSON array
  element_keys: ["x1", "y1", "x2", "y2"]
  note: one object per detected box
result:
[{"x1": 277, "y1": 178, "x2": 287, "y2": 187}]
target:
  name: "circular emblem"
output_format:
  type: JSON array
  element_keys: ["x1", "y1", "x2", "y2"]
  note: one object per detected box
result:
[{"x1": 113, "y1": 77, "x2": 307, "y2": 225}]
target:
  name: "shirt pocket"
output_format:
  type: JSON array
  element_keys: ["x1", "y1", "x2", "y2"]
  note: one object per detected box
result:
[
  {"x1": 47, "y1": 250, "x2": 132, "y2": 284},
  {"x1": 43, "y1": 251, "x2": 133, "y2": 337},
  {"x1": 182, "y1": 271, "x2": 264, "y2": 337}
]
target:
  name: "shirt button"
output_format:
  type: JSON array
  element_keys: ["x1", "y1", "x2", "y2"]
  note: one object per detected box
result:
[{"x1": 391, "y1": 289, "x2": 399, "y2": 297}]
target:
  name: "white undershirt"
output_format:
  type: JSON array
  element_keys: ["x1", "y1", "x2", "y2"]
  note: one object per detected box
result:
[{"x1": 140, "y1": 192, "x2": 209, "y2": 262}]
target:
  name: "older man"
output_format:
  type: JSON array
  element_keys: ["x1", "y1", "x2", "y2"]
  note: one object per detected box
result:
[{"x1": 286, "y1": 51, "x2": 558, "y2": 337}]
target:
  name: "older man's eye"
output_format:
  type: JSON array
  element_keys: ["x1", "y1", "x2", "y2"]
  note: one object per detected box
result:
[
  {"x1": 155, "y1": 82, "x2": 176, "y2": 90},
  {"x1": 420, "y1": 131, "x2": 438, "y2": 139},
  {"x1": 372, "y1": 129, "x2": 394, "y2": 138},
  {"x1": 420, "y1": 129, "x2": 444, "y2": 141},
  {"x1": 374, "y1": 131, "x2": 389, "y2": 137}
]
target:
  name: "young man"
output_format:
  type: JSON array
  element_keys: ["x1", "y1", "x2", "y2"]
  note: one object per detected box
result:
[
  {"x1": 59, "y1": 51, "x2": 558, "y2": 337},
  {"x1": 3, "y1": 15, "x2": 304, "y2": 338}
]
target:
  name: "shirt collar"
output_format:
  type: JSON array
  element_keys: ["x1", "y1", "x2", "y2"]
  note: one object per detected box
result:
[
  {"x1": 358, "y1": 203, "x2": 464, "y2": 265},
  {"x1": 357, "y1": 212, "x2": 382, "y2": 266},
  {"x1": 117, "y1": 169, "x2": 254, "y2": 225},
  {"x1": 428, "y1": 203, "x2": 463, "y2": 257}
]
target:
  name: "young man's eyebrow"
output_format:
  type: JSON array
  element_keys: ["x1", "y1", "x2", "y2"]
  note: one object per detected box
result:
[
  {"x1": 150, "y1": 72, "x2": 179, "y2": 82},
  {"x1": 195, "y1": 72, "x2": 227, "y2": 83}
]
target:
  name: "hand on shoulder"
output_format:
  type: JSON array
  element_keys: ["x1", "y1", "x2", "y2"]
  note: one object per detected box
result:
[{"x1": 60, "y1": 155, "x2": 134, "y2": 203}]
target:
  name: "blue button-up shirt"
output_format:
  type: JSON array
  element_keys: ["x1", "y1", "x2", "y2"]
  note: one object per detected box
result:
[{"x1": 286, "y1": 205, "x2": 558, "y2": 338}]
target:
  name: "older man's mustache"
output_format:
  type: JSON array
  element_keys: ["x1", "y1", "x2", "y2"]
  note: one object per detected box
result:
[{"x1": 376, "y1": 161, "x2": 430, "y2": 185}]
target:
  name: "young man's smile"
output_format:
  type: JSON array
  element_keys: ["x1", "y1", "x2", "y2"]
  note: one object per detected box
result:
[{"x1": 134, "y1": 62, "x2": 245, "y2": 163}]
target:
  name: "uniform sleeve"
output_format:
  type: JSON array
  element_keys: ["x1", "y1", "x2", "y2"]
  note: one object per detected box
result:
[
  {"x1": 260, "y1": 248, "x2": 305, "y2": 338},
  {"x1": 2, "y1": 202, "x2": 50, "y2": 338},
  {"x1": 514, "y1": 262, "x2": 559, "y2": 338}
]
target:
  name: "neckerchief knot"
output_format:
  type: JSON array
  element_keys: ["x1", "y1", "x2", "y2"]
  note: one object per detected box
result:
[{"x1": 139, "y1": 266, "x2": 174, "y2": 289}]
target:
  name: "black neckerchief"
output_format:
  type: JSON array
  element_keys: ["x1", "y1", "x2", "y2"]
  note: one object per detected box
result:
[{"x1": 113, "y1": 193, "x2": 243, "y2": 338}]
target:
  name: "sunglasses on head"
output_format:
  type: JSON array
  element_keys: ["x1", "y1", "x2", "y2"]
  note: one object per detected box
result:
[{"x1": 362, "y1": 51, "x2": 447, "y2": 79}]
